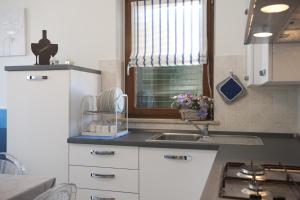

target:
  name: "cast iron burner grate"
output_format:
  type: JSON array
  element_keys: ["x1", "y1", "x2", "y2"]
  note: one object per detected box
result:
[{"x1": 219, "y1": 162, "x2": 300, "y2": 200}]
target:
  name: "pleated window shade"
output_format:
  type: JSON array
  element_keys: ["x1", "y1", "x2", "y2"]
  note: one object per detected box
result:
[{"x1": 128, "y1": 0, "x2": 208, "y2": 68}]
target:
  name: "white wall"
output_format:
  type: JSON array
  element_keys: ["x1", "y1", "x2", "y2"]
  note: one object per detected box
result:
[
  {"x1": 214, "y1": 0, "x2": 247, "y2": 57},
  {"x1": 0, "y1": 0, "x2": 124, "y2": 108},
  {"x1": 1, "y1": 0, "x2": 299, "y2": 133}
]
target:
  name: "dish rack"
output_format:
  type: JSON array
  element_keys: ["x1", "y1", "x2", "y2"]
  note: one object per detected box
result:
[{"x1": 80, "y1": 93, "x2": 128, "y2": 139}]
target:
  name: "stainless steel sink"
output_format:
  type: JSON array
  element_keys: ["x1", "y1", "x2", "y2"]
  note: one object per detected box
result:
[
  {"x1": 146, "y1": 133, "x2": 264, "y2": 145},
  {"x1": 149, "y1": 133, "x2": 202, "y2": 142}
]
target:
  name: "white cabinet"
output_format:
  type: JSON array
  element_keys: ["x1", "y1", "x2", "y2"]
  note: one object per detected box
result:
[
  {"x1": 69, "y1": 166, "x2": 139, "y2": 193},
  {"x1": 6, "y1": 67, "x2": 100, "y2": 184},
  {"x1": 69, "y1": 144, "x2": 217, "y2": 200},
  {"x1": 69, "y1": 144, "x2": 139, "y2": 200},
  {"x1": 77, "y1": 189, "x2": 139, "y2": 200},
  {"x1": 139, "y1": 147, "x2": 217, "y2": 200},
  {"x1": 69, "y1": 144, "x2": 139, "y2": 169},
  {"x1": 246, "y1": 43, "x2": 300, "y2": 86}
]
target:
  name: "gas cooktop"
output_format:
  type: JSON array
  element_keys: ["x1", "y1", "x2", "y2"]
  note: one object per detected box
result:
[{"x1": 220, "y1": 162, "x2": 300, "y2": 200}]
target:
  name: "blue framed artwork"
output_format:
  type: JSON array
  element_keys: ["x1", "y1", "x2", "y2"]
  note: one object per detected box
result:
[{"x1": 0, "y1": 109, "x2": 7, "y2": 152}]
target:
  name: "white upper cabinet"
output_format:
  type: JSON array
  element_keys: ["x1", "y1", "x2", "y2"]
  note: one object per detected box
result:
[{"x1": 246, "y1": 43, "x2": 300, "y2": 86}]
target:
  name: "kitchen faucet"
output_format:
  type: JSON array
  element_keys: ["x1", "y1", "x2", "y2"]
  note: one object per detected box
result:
[{"x1": 185, "y1": 120, "x2": 209, "y2": 137}]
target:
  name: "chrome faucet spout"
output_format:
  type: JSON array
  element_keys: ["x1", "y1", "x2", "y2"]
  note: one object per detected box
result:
[{"x1": 184, "y1": 120, "x2": 209, "y2": 136}]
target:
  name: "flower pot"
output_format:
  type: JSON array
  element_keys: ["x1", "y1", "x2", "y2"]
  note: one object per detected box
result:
[{"x1": 179, "y1": 109, "x2": 207, "y2": 121}]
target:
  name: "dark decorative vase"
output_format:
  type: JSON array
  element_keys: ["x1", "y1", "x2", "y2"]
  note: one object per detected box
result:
[{"x1": 31, "y1": 30, "x2": 58, "y2": 65}]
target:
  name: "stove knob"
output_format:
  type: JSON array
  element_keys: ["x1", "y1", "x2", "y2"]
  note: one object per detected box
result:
[
  {"x1": 249, "y1": 194, "x2": 262, "y2": 200},
  {"x1": 273, "y1": 197, "x2": 285, "y2": 200}
]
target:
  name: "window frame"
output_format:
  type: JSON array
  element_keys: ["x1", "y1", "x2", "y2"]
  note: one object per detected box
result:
[{"x1": 125, "y1": 0, "x2": 214, "y2": 119}]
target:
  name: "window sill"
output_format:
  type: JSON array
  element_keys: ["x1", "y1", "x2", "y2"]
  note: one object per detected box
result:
[{"x1": 128, "y1": 118, "x2": 220, "y2": 125}]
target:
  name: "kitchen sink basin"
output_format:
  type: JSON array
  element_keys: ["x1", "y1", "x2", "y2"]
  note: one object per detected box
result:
[
  {"x1": 146, "y1": 133, "x2": 263, "y2": 145},
  {"x1": 149, "y1": 133, "x2": 202, "y2": 142}
]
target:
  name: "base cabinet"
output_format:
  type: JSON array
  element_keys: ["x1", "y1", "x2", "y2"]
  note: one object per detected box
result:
[
  {"x1": 69, "y1": 144, "x2": 217, "y2": 200},
  {"x1": 69, "y1": 144, "x2": 139, "y2": 200},
  {"x1": 139, "y1": 147, "x2": 217, "y2": 200}
]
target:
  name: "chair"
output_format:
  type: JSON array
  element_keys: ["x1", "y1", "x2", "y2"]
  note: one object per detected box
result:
[
  {"x1": 0, "y1": 152, "x2": 24, "y2": 175},
  {"x1": 33, "y1": 183, "x2": 77, "y2": 200}
]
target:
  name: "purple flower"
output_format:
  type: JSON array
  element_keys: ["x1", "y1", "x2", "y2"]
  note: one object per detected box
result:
[
  {"x1": 197, "y1": 108, "x2": 208, "y2": 119},
  {"x1": 177, "y1": 95, "x2": 185, "y2": 104}
]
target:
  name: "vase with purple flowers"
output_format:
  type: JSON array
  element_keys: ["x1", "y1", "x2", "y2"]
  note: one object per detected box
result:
[{"x1": 171, "y1": 93, "x2": 213, "y2": 121}]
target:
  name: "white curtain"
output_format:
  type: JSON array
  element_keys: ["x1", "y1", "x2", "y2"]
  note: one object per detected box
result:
[{"x1": 128, "y1": 0, "x2": 207, "y2": 69}]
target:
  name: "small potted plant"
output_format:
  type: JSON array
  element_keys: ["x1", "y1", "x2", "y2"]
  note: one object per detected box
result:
[{"x1": 171, "y1": 93, "x2": 213, "y2": 121}]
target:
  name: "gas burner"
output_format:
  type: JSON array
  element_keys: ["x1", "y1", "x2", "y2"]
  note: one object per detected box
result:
[
  {"x1": 236, "y1": 172, "x2": 266, "y2": 181},
  {"x1": 220, "y1": 162, "x2": 300, "y2": 200},
  {"x1": 241, "y1": 164, "x2": 265, "y2": 176},
  {"x1": 248, "y1": 180, "x2": 263, "y2": 191},
  {"x1": 241, "y1": 188, "x2": 270, "y2": 197}
]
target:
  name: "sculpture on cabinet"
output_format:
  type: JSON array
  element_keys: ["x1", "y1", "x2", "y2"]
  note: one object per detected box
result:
[{"x1": 31, "y1": 30, "x2": 58, "y2": 65}]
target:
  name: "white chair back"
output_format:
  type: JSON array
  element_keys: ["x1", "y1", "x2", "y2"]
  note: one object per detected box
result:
[
  {"x1": 0, "y1": 152, "x2": 24, "y2": 175},
  {"x1": 33, "y1": 183, "x2": 77, "y2": 200}
]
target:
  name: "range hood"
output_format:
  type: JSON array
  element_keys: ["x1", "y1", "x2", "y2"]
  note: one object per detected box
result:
[{"x1": 245, "y1": 0, "x2": 300, "y2": 44}]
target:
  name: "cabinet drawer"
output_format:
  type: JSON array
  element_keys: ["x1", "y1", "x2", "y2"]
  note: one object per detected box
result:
[
  {"x1": 69, "y1": 166, "x2": 139, "y2": 193},
  {"x1": 77, "y1": 189, "x2": 139, "y2": 200},
  {"x1": 69, "y1": 144, "x2": 138, "y2": 169}
]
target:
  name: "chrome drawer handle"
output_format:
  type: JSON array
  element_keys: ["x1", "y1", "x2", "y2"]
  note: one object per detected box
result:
[
  {"x1": 91, "y1": 173, "x2": 115, "y2": 178},
  {"x1": 90, "y1": 150, "x2": 115, "y2": 156},
  {"x1": 164, "y1": 155, "x2": 192, "y2": 161},
  {"x1": 26, "y1": 75, "x2": 48, "y2": 80},
  {"x1": 91, "y1": 196, "x2": 115, "y2": 200}
]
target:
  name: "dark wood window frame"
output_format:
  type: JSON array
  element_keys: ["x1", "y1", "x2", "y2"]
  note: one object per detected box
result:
[{"x1": 125, "y1": 0, "x2": 214, "y2": 118}]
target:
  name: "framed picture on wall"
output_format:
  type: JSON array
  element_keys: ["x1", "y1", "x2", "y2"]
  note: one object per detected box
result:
[{"x1": 0, "y1": 8, "x2": 26, "y2": 57}]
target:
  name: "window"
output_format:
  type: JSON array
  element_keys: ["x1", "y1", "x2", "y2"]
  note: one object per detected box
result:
[{"x1": 125, "y1": 0, "x2": 214, "y2": 118}]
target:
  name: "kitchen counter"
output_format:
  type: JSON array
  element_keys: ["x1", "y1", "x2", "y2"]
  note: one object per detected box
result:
[
  {"x1": 67, "y1": 130, "x2": 219, "y2": 150},
  {"x1": 67, "y1": 129, "x2": 300, "y2": 200},
  {"x1": 5, "y1": 64, "x2": 101, "y2": 74},
  {"x1": 201, "y1": 133, "x2": 300, "y2": 200}
]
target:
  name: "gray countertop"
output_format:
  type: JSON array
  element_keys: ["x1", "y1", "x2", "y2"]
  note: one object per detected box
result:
[
  {"x1": 5, "y1": 64, "x2": 101, "y2": 74},
  {"x1": 67, "y1": 130, "x2": 219, "y2": 150},
  {"x1": 201, "y1": 134, "x2": 300, "y2": 200},
  {"x1": 67, "y1": 129, "x2": 300, "y2": 200}
]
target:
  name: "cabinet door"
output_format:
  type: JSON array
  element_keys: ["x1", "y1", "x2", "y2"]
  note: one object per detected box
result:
[
  {"x1": 246, "y1": 44, "x2": 272, "y2": 86},
  {"x1": 246, "y1": 44, "x2": 255, "y2": 86},
  {"x1": 139, "y1": 148, "x2": 217, "y2": 200},
  {"x1": 7, "y1": 70, "x2": 70, "y2": 183},
  {"x1": 253, "y1": 43, "x2": 272, "y2": 85}
]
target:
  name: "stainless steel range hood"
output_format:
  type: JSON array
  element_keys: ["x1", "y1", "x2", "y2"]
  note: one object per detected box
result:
[{"x1": 245, "y1": 0, "x2": 300, "y2": 44}]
